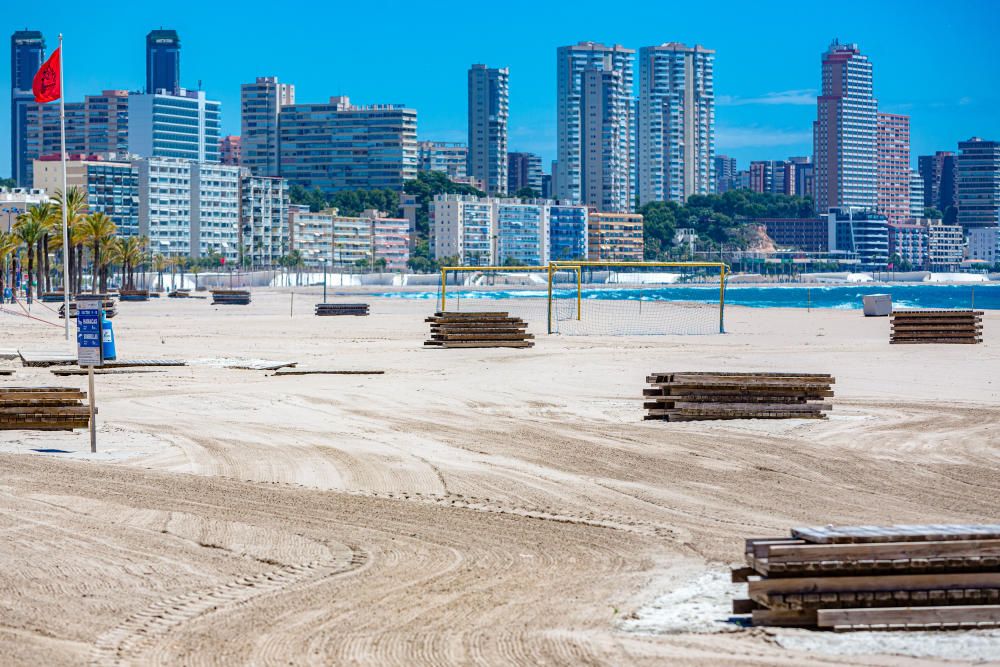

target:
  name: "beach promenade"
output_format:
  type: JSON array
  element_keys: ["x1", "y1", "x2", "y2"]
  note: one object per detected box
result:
[{"x1": 1, "y1": 290, "x2": 998, "y2": 665}]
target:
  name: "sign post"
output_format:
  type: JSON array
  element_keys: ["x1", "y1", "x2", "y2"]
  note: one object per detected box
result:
[{"x1": 76, "y1": 296, "x2": 103, "y2": 453}]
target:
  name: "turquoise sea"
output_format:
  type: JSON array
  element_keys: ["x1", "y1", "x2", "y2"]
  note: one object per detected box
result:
[{"x1": 376, "y1": 284, "x2": 1000, "y2": 310}]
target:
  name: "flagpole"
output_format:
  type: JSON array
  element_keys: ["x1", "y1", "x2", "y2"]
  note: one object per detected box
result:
[{"x1": 58, "y1": 34, "x2": 70, "y2": 342}]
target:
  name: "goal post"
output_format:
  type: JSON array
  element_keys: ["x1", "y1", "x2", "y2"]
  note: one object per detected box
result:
[{"x1": 547, "y1": 261, "x2": 729, "y2": 335}]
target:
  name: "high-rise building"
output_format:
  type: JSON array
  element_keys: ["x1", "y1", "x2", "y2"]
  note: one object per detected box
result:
[
  {"x1": 239, "y1": 173, "x2": 289, "y2": 267},
  {"x1": 786, "y1": 157, "x2": 813, "y2": 198},
  {"x1": 548, "y1": 204, "x2": 589, "y2": 260},
  {"x1": 507, "y1": 152, "x2": 543, "y2": 194},
  {"x1": 918, "y1": 151, "x2": 958, "y2": 212},
  {"x1": 146, "y1": 29, "x2": 180, "y2": 94},
  {"x1": 417, "y1": 141, "x2": 468, "y2": 180},
  {"x1": 10, "y1": 30, "x2": 46, "y2": 186},
  {"x1": 136, "y1": 158, "x2": 241, "y2": 260},
  {"x1": 637, "y1": 43, "x2": 715, "y2": 204},
  {"x1": 240, "y1": 76, "x2": 294, "y2": 177},
  {"x1": 876, "y1": 112, "x2": 910, "y2": 224},
  {"x1": 220, "y1": 136, "x2": 241, "y2": 165},
  {"x1": 813, "y1": 41, "x2": 878, "y2": 213},
  {"x1": 467, "y1": 64, "x2": 509, "y2": 195},
  {"x1": 957, "y1": 137, "x2": 1000, "y2": 231},
  {"x1": 20, "y1": 91, "x2": 130, "y2": 186},
  {"x1": 128, "y1": 89, "x2": 222, "y2": 163},
  {"x1": 83, "y1": 90, "x2": 131, "y2": 156},
  {"x1": 556, "y1": 42, "x2": 634, "y2": 208},
  {"x1": 909, "y1": 170, "x2": 925, "y2": 219},
  {"x1": 714, "y1": 155, "x2": 737, "y2": 193},
  {"x1": 580, "y1": 68, "x2": 631, "y2": 211},
  {"x1": 750, "y1": 160, "x2": 783, "y2": 194},
  {"x1": 278, "y1": 96, "x2": 417, "y2": 193}
]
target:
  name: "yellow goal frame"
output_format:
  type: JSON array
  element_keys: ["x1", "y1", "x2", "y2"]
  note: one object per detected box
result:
[{"x1": 547, "y1": 261, "x2": 729, "y2": 334}]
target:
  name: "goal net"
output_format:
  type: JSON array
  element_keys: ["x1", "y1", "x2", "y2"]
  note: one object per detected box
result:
[
  {"x1": 437, "y1": 266, "x2": 579, "y2": 331},
  {"x1": 436, "y1": 262, "x2": 727, "y2": 335},
  {"x1": 549, "y1": 262, "x2": 728, "y2": 335}
]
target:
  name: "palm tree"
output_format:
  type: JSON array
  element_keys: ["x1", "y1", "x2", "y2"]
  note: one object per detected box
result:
[
  {"x1": 0, "y1": 231, "x2": 19, "y2": 299},
  {"x1": 52, "y1": 187, "x2": 88, "y2": 294},
  {"x1": 152, "y1": 253, "x2": 168, "y2": 291},
  {"x1": 76, "y1": 212, "x2": 117, "y2": 294},
  {"x1": 12, "y1": 210, "x2": 47, "y2": 300}
]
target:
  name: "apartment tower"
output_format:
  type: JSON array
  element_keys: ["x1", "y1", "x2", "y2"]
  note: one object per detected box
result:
[
  {"x1": 467, "y1": 64, "x2": 509, "y2": 195},
  {"x1": 637, "y1": 43, "x2": 715, "y2": 204}
]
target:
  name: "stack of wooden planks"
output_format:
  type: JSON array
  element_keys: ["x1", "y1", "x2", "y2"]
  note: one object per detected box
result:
[
  {"x1": 211, "y1": 289, "x2": 251, "y2": 305},
  {"x1": 644, "y1": 372, "x2": 834, "y2": 421},
  {"x1": 424, "y1": 311, "x2": 534, "y2": 349},
  {"x1": 891, "y1": 310, "x2": 983, "y2": 344},
  {"x1": 59, "y1": 298, "x2": 117, "y2": 319},
  {"x1": 168, "y1": 289, "x2": 191, "y2": 298},
  {"x1": 119, "y1": 289, "x2": 150, "y2": 301},
  {"x1": 0, "y1": 386, "x2": 90, "y2": 431},
  {"x1": 315, "y1": 303, "x2": 370, "y2": 316},
  {"x1": 734, "y1": 524, "x2": 1000, "y2": 631}
]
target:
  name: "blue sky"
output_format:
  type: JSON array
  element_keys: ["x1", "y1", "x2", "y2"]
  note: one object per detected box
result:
[{"x1": 3, "y1": 0, "x2": 998, "y2": 177}]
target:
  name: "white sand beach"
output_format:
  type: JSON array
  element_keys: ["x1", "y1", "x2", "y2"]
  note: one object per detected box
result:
[{"x1": 1, "y1": 290, "x2": 999, "y2": 665}]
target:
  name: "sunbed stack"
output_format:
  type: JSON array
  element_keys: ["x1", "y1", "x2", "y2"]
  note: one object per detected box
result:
[
  {"x1": 315, "y1": 303, "x2": 370, "y2": 316},
  {"x1": 890, "y1": 310, "x2": 983, "y2": 344},
  {"x1": 210, "y1": 289, "x2": 251, "y2": 305},
  {"x1": 0, "y1": 386, "x2": 90, "y2": 431},
  {"x1": 424, "y1": 311, "x2": 534, "y2": 349}
]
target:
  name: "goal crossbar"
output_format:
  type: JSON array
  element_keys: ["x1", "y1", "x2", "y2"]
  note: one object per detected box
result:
[
  {"x1": 439, "y1": 265, "x2": 582, "y2": 315},
  {"x1": 547, "y1": 261, "x2": 730, "y2": 334}
]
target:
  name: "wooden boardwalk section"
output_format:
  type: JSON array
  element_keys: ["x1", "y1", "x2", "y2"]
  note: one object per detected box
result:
[
  {"x1": 891, "y1": 310, "x2": 983, "y2": 344},
  {"x1": 211, "y1": 290, "x2": 251, "y2": 305},
  {"x1": 0, "y1": 387, "x2": 91, "y2": 431},
  {"x1": 643, "y1": 372, "x2": 834, "y2": 421},
  {"x1": 315, "y1": 303, "x2": 370, "y2": 316},
  {"x1": 424, "y1": 312, "x2": 534, "y2": 349},
  {"x1": 734, "y1": 523, "x2": 1000, "y2": 630}
]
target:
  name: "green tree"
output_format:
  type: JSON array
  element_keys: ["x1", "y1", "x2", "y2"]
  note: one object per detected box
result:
[
  {"x1": 513, "y1": 187, "x2": 538, "y2": 199},
  {"x1": 76, "y1": 212, "x2": 117, "y2": 293},
  {"x1": 404, "y1": 171, "x2": 485, "y2": 238},
  {"x1": 923, "y1": 207, "x2": 943, "y2": 220}
]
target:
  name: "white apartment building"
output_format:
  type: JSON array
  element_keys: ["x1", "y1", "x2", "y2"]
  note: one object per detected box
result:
[
  {"x1": 240, "y1": 174, "x2": 290, "y2": 267},
  {"x1": 968, "y1": 227, "x2": 999, "y2": 264},
  {"x1": 431, "y1": 194, "x2": 581, "y2": 266},
  {"x1": 136, "y1": 157, "x2": 241, "y2": 261},
  {"x1": 637, "y1": 43, "x2": 715, "y2": 204},
  {"x1": 289, "y1": 208, "x2": 410, "y2": 269}
]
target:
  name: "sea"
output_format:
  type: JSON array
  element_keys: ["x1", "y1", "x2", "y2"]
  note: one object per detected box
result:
[{"x1": 376, "y1": 284, "x2": 1000, "y2": 310}]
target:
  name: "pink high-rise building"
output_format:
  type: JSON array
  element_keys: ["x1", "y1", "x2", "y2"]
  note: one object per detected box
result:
[{"x1": 877, "y1": 113, "x2": 911, "y2": 224}]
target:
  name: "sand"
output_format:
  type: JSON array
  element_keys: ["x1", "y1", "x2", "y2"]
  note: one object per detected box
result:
[{"x1": 1, "y1": 290, "x2": 999, "y2": 666}]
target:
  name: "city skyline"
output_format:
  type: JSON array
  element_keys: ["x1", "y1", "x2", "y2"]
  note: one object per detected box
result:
[{"x1": 2, "y1": 0, "x2": 997, "y2": 179}]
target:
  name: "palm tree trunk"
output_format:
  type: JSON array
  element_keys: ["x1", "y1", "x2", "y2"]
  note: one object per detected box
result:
[
  {"x1": 92, "y1": 241, "x2": 100, "y2": 294},
  {"x1": 42, "y1": 235, "x2": 51, "y2": 292},
  {"x1": 67, "y1": 240, "x2": 75, "y2": 293},
  {"x1": 35, "y1": 242, "x2": 43, "y2": 298}
]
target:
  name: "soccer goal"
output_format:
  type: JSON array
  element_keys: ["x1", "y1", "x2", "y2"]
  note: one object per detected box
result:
[
  {"x1": 547, "y1": 261, "x2": 729, "y2": 335},
  {"x1": 437, "y1": 265, "x2": 581, "y2": 330}
]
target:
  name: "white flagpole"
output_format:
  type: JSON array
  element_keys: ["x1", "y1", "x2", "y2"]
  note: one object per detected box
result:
[{"x1": 58, "y1": 34, "x2": 71, "y2": 341}]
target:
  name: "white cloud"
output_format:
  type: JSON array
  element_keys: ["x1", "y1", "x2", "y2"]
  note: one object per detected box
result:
[
  {"x1": 717, "y1": 89, "x2": 817, "y2": 106},
  {"x1": 716, "y1": 126, "x2": 813, "y2": 149}
]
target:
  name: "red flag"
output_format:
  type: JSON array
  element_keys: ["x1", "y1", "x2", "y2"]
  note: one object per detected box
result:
[{"x1": 33, "y1": 47, "x2": 61, "y2": 103}]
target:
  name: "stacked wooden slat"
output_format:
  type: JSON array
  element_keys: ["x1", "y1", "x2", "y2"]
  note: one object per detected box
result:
[
  {"x1": 0, "y1": 387, "x2": 90, "y2": 431},
  {"x1": 424, "y1": 311, "x2": 534, "y2": 349},
  {"x1": 59, "y1": 299, "x2": 117, "y2": 319},
  {"x1": 734, "y1": 524, "x2": 1000, "y2": 631},
  {"x1": 211, "y1": 289, "x2": 251, "y2": 305},
  {"x1": 168, "y1": 289, "x2": 191, "y2": 298},
  {"x1": 315, "y1": 303, "x2": 370, "y2": 316},
  {"x1": 643, "y1": 372, "x2": 833, "y2": 421},
  {"x1": 119, "y1": 289, "x2": 150, "y2": 301},
  {"x1": 41, "y1": 292, "x2": 68, "y2": 303},
  {"x1": 891, "y1": 310, "x2": 983, "y2": 344}
]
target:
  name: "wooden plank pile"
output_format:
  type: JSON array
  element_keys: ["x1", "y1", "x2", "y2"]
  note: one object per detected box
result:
[
  {"x1": 424, "y1": 311, "x2": 534, "y2": 349},
  {"x1": 59, "y1": 298, "x2": 117, "y2": 319},
  {"x1": 315, "y1": 303, "x2": 370, "y2": 316},
  {"x1": 643, "y1": 372, "x2": 834, "y2": 421},
  {"x1": 168, "y1": 289, "x2": 191, "y2": 298},
  {"x1": 734, "y1": 524, "x2": 1000, "y2": 631},
  {"x1": 211, "y1": 289, "x2": 251, "y2": 305},
  {"x1": 119, "y1": 289, "x2": 150, "y2": 301},
  {"x1": 891, "y1": 310, "x2": 983, "y2": 345},
  {"x1": 0, "y1": 387, "x2": 90, "y2": 431}
]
